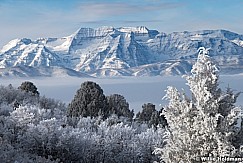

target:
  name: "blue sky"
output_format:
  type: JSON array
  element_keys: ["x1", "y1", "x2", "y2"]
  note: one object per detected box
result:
[{"x1": 1, "y1": 0, "x2": 243, "y2": 47}]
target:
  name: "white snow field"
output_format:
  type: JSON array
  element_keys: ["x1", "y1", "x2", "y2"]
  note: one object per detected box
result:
[{"x1": 1, "y1": 75, "x2": 242, "y2": 113}]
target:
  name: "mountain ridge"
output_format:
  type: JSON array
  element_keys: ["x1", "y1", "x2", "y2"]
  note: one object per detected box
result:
[{"x1": 1, "y1": 26, "x2": 243, "y2": 77}]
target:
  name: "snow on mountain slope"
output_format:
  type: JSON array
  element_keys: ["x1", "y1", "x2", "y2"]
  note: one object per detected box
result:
[
  {"x1": 0, "y1": 66, "x2": 91, "y2": 78},
  {"x1": 131, "y1": 60, "x2": 192, "y2": 76},
  {"x1": 147, "y1": 30, "x2": 243, "y2": 59},
  {"x1": 69, "y1": 26, "x2": 159, "y2": 73},
  {"x1": 1, "y1": 26, "x2": 243, "y2": 77},
  {"x1": 0, "y1": 38, "x2": 62, "y2": 68},
  {"x1": 46, "y1": 37, "x2": 73, "y2": 53}
]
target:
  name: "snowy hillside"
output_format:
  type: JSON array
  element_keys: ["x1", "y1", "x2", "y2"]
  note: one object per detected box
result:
[
  {"x1": 1, "y1": 26, "x2": 243, "y2": 77},
  {"x1": 0, "y1": 66, "x2": 91, "y2": 78}
]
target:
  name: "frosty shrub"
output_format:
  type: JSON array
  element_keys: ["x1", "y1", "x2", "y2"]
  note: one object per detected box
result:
[
  {"x1": 16, "y1": 113, "x2": 165, "y2": 163},
  {"x1": 155, "y1": 47, "x2": 242, "y2": 162},
  {"x1": 0, "y1": 83, "x2": 65, "y2": 113},
  {"x1": 68, "y1": 81, "x2": 109, "y2": 118},
  {"x1": 0, "y1": 81, "x2": 166, "y2": 162},
  {"x1": 106, "y1": 94, "x2": 134, "y2": 120},
  {"x1": 0, "y1": 84, "x2": 39, "y2": 110}
]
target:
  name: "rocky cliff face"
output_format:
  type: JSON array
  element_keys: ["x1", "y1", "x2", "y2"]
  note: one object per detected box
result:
[{"x1": 1, "y1": 26, "x2": 243, "y2": 77}]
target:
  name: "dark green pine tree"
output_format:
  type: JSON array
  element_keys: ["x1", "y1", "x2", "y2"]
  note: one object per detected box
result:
[
  {"x1": 68, "y1": 81, "x2": 108, "y2": 118},
  {"x1": 136, "y1": 103, "x2": 167, "y2": 127},
  {"x1": 106, "y1": 94, "x2": 134, "y2": 120},
  {"x1": 136, "y1": 103, "x2": 156, "y2": 123},
  {"x1": 18, "y1": 81, "x2": 39, "y2": 96}
]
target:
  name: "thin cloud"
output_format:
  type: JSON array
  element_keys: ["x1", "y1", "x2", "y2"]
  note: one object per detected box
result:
[
  {"x1": 77, "y1": 2, "x2": 183, "y2": 20},
  {"x1": 122, "y1": 20, "x2": 162, "y2": 23},
  {"x1": 78, "y1": 20, "x2": 162, "y2": 24}
]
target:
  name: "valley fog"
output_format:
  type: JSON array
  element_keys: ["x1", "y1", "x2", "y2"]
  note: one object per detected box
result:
[{"x1": 1, "y1": 75, "x2": 243, "y2": 113}]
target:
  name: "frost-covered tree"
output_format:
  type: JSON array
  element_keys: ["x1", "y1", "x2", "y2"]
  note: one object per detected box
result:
[
  {"x1": 0, "y1": 82, "x2": 169, "y2": 162},
  {"x1": 155, "y1": 47, "x2": 242, "y2": 162},
  {"x1": 106, "y1": 94, "x2": 134, "y2": 120},
  {"x1": 68, "y1": 81, "x2": 108, "y2": 118},
  {"x1": 0, "y1": 84, "x2": 39, "y2": 110}
]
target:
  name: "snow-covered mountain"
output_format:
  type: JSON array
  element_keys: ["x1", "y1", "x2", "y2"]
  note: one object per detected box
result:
[{"x1": 1, "y1": 26, "x2": 243, "y2": 77}]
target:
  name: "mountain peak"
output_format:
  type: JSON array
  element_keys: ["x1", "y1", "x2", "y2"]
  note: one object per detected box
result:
[
  {"x1": 117, "y1": 26, "x2": 150, "y2": 34},
  {"x1": 0, "y1": 38, "x2": 33, "y2": 53},
  {"x1": 74, "y1": 26, "x2": 116, "y2": 38}
]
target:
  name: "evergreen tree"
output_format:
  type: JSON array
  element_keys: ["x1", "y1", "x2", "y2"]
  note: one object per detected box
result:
[
  {"x1": 68, "y1": 81, "x2": 108, "y2": 118},
  {"x1": 106, "y1": 94, "x2": 134, "y2": 120},
  {"x1": 155, "y1": 47, "x2": 241, "y2": 162},
  {"x1": 18, "y1": 81, "x2": 39, "y2": 96},
  {"x1": 136, "y1": 103, "x2": 156, "y2": 123},
  {"x1": 136, "y1": 103, "x2": 167, "y2": 128}
]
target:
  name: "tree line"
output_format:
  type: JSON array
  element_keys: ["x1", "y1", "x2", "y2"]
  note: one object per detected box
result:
[{"x1": 0, "y1": 79, "x2": 166, "y2": 162}]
